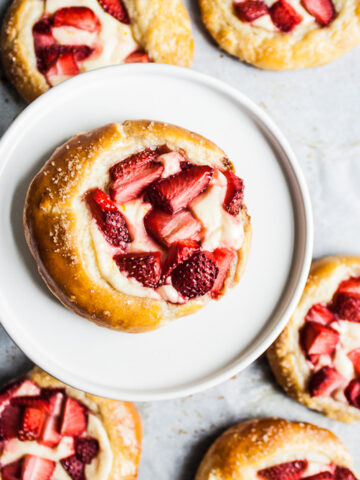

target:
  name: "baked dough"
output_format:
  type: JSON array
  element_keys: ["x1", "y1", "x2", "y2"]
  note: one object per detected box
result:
[
  {"x1": 24, "y1": 120, "x2": 251, "y2": 333},
  {"x1": 199, "y1": 0, "x2": 360, "y2": 70},
  {"x1": 0, "y1": 367, "x2": 142, "y2": 480},
  {"x1": 195, "y1": 417, "x2": 357, "y2": 480},
  {"x1": 268, "y1": 256, "x2": 360, "y2": 423},
  {"x1": 0, "y1": 0, "x2": 193, "y2": 102}
]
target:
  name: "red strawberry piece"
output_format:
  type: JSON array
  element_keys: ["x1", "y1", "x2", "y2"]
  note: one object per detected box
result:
[
  {"x1": 234, "y1": 0, "x2": 268, "y2": 22},
  {"x1": 300, "y1": 321, "x2": 339, "y2": 357},
  {"x1": 162, "y1": 239, "x2": 200, "y2": 279},
  {"x1": 53, "y1": 7, "x2": 100, "y2": 32},
  {"x1": 75, "y1": 437, "x2": 99, "y2": 464},
  {"x1": 109, "y1": 157, "x2": 164, "y2": 204},
  {"x1": 39, "y1": 416, "x2": 61, "y2": 448},
  {"x1": 144, "y1": 209, "x2": 202, "y2": 248},
  {"x1": 109, "y1": 148, "x2": 165, "y2": 181},
  {"x1": 305, "y1": 303, "x2": 335, "y2": 325},
  {"x1": 60, "y1": 397, "x2": 87, "y2": 437},
  {"x1": 308, "y1": 366, "x2": 344, "y2": 397},
  {"x1": 86, "y1": 188, "x2": 131, "y2": 247},
  {"x1": 98, "y1": 0, "x2": 130, "y2": 24},
  {"x1": 344, "y1": 379, "x2": 360, "y2": 409},
  {"x1": 0, "y1": 379, "x2": 37, "y2": 409},
  {"x1": 36, "y1": 45, "x2": 61, "y2": 74},
  {"x1": 330, "y1": 293, "x2": 360, "y2": 322},
  {"x1": 48, "y1": 49, "x2": 79, "y2": 77},
  {"x1": 60, "y1": 455, "x2": 84, "y2": 480},
  {"x1": 33, "y1": 18, "x2": 54, "y2": 50},
  {"x1": 147, "y1": 165, "x2": 213, "y2": 214},
  {"x1": 172, "y1": 251, "x2": 219, "y2": 299},
  {"x1": 269, "y1": 0, "x2": 302, "y2": 32},
  {"x1": 0, "y1": 405, "x2": 22, "y2": 440},
  {"x1": 337, "y1": 277, "x2": 360, "y2": 298},
  {"x1": 1, "y1": 459, "x2": 23, "y2": 480},
  {"x1": 209, "y1": 248, "x2": 236, "y2": 298},
  {"x1": 21, "y1": 456, "x2": 55, "y2": 480},
  {"x1": 223, "y1": 170, "x2": 244, "y2": 216},
  {"x1": 18, "y1": 408, "x2": 46, "y2": 441},
  {"x1": 303, "y1": 473, "x2": 334, "y2": 480},
  {"x1": 72, "y1": 45, "x2": 94, "y2": 62},
  {"x1": 180, "y1": 161, "x2": 193, "y2": 170},
  {"x1": 124, "y1": 50, "x2": 150, "y2": 63},
  {"x1": 347, "y1": 348, "x2": 360, "y2": 376},
  {"x1": 257, "y1": 460, "x2": 308, "y2": 479},
  {"x1": 11, "y1": 396, "x2": 50, "y2": 413},
  {"x1": 335, "y1": 467, "x2": 358, "y2": 480},
  {"x1": 301, "y1": 0, "x2": 335, "y2": 26},
  {"x1": 40, "y1": 389, "x2": 65, "y2": 415},
  {"x1": 114, "y1": 252, "x2": 161, "y2": 288}
]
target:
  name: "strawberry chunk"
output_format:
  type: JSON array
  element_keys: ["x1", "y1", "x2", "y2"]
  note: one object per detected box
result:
[
  {"x1": 337, "y1": 277, "x2": 360, "y2": 298},
  {"x1": 234, "y1": 1, "x2": 268, "y2": 22},
  {"x1": 86, "y1": 189, "x2": 131, "y2": 247},
  {"x1": 303, "y1": 473, "x2": 334, "y2": 480},
  {"x1": 0, "y1": 379, "x2": 39, "y2": 410},
  {"x1": 144, "y1": 209, "x2": 202, "y2": 248},
  {"x1": 347, "y1": 348, "x2": 360, "y2": 376},
  {"x1": 0, "y1": 405, "x2": 21, "y2": 440},
  {"x1": 344, "y1": 379, "x2": 360, "y2": 409},
  {"x1": 335, "y1": 467, "x2": 358, "y2": 480},
  {"x1": 18, "y1": 408, "x2": 46, "y2": 441},
  {"x1": 308, "y1": 366, "x2": 344, "y2": 397},
  {"x1": 147, "y1": 165, "x2": 213, "y2": 214},
  {"x1": 162, "y1": 239, "x2": 200, "y2": 279},
  {"x1": 39, "y1": 416, "x2": 61, "y2": 448},
  {"x1": 305, "y1": 303, "x2": 335, "y2": 325},
  {"x1": 301, "y1": 0, "x2": 335, "y2": 26},
  {"x1": 33, "y1": 18, "x2": 54, "y2": 50},
  {"x1": 53, "y1": 7, "x2": 100, "y2": 32},
  {"x1": 47, "y1": 49, "x2": 79, "y2": 77},
  {"x1": 98, "y1": 0, "x2": 130, "y2": 24},
  {"x1": 223, "y1": 170, "x2": 244, "y2": 216},
  {"x1": 331, "y1": 293, "x2": 360, "y2": 322},
  {"x1": 72, "y1": 45, "x2": 94, "y2": 62},
  {"x1": 1, "y1": 460, "x2": 23, "y2": 480},
  {"x1": 172, "y1": 251, "x2": 219, "y2": 299},
  {"x1": 22, "y1": 456, "x2": 55, "y2": 480},
  {"x1": 40, "y1": 389, "x2": 65, "y2": 416},
  {"x1": 257, "y1": 460, "x2": 308, "y2": 480},
  {"x1": 75, "y1": 437, "x2": 99, "y2": 464},
  {"x1": 269, "y1": 0, "x2": 302, "y2": 32},
  {"x1": 114, "y1": 252, "x2": 161, "y2": 288},
  {"x1": 124, "y1": 50, "x2": 150, "y2": 63},
  {"x1": 210, "y1": 248, "x2": 236, "y2": 298},
  {"x1": 60, "y1": 455, "x2": 84, "y2": 480},
  {"x1": 60, "y1": 397, "x2": 87, "y2": 437},
  {"x1": 11, "y1": 396, "x2": 50, "y2": 413},
  {"x1": 300, "y1": 321, "x2": 339, "y2": 357}
]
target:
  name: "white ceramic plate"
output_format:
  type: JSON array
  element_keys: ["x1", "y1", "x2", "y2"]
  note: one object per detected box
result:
[{"x1": 0, "y1": 64, "x2": 312, "y2": 400}]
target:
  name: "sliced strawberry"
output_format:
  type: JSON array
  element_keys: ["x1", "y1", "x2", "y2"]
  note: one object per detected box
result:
[
  {"x1": 60, "y1": 455, "x2": 84, "y2": 480},
  {"x1": 0, "y1": 379, "x2": 38, "y2": 410},
  {"x1": 36, "y1": 45, "x2": 61, "y2": 74},
  {"x1": 47, "y1": 49, "x2": 79, "y2": 77},
  {"x1": 305, "y1": 303, "x2": 335, "y2": 325},
  {"x1": 162, "y1": 239, "x2": 200, "y2": 279},
  {"x1": 39, "y1": 416, "x2": 61, "y2": 448},
  {"x1": 331, "y1": 293, "x2": 360, "y2": 322},
  {"x1": 335, "y1": 467, "x2": 358, "y2": 480},
  {"x1": 53, "y1": 7, "x2": 100, "y2": 32},
  {"x1": 147, "y1": 165, "x2": 213, "y2": 214},
  {"x1": 21, "y1": 456, "x2": 55, "y2": 480},
  {"x1": 257, "y1": 460, "x2": 308, "y2": 479},
  {"x1": 337, "y1": 277, "x2": 360, "y2": 298},
  {"x1": 60, "y1": 397, "x2": 87, "y2": 437},
  {"x1": 300, "y1": 321, "x2": 339, "y2": 357},
  {"x1": 1, "y1": 460, "x2": 23, "y2": 480},
  {"x1": 18, "y1": 408, "x2": 46, "y2": 441},
  {"x1": 72, "y1": 45, "x2": 94, "y2": 62},
  {"x1": 98, "y1": 0, "x2": 130, "y2": 24},
  {"x1": 11, "y1": 396, "x2": 50, "y2": 413},
  {"x1": 144, "y1": 209, "x2": 202, "y2": 248},
  {"x1": 124, "y1": 50, "x2": 150, "y2": 63},
  {"x1": 33, "y1": 18, "x2": 54, "y2": 50},
  {"x1": 234, "y1": 1, "x2": 268, "y2": 22},
  {"x1": 0, "y1": 405, "x2": 21, "y2": 440},
  {"x1": 301, "y1": 0, "x2": 335, "y2": 26},
  {"x1": 75, "y1": 437, "x2": 99, "y2": 464},
  {"x1": 302, "y1": 473, "x2": 334, "y2": 480},
  {"x1": 344, "y1": 379, "x2": 360, "y2": 409},
  {"x1": 114, "y1": 252, "x2": 161, "y2": 288},
  {"x1": 86, "y1": 188, "x2": 131, "y2": 247},
  {"x1": 308, "y1": 366, "x2": 344, "y2": 397},
  {"x1": 269, "y1": 0, "x2": 302, "y2": 32},
  {"x1": 223, "y1": 170, "x2": 244, "y2": 216},
  {"x1": 172, "y1": 251, "x2": 219, "y2": 299},
  {"x1": 210, "y1": 248, "x2": 236, "y2": 298},
  {"x1": 347, "y1": 348, "x2": 360, "y2": 376},
  {"x1": 40, "y1": 389, "x2": 65, "y2": 416}
]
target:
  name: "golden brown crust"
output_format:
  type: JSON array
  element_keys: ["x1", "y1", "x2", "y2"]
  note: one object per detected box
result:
[
  {"x1": 26, "y1": 367, "x2": 142, "y2": 480},
  {"x1": 195, "y1": 418, "x2": 353, "y2": 480},
  {"x1": 24, "y1": 120, "x2": 251, "y2": 332},
  {"x1": 199, "y1": 0, "x2": 360, "y2": 70},
  {"x1": 0, "y1": 0, "x2": 193, "y2": 103},
  {"x1": 267, "y1": 255, "x2": 360, "y2": 423}
]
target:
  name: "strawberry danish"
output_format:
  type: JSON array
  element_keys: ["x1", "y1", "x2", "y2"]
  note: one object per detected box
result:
[
  {"x1": 195, "y1": 417, "x2": 358, "y2": 480},
  {"x1": 268, "y1": 256, "x2": 360, "y2": 423},
  {"x1": 0, "y1": 367, "x2": 142, "y2": 480},
  {"x1": 0, "y1": 0, "x2": 193, "y2": 102},
  {"x1": 199, "y1": 0, "x2": 360, "y2": 69},
  {"x1": 24, "y1": 120, "x2": 251, "y2": 333}
]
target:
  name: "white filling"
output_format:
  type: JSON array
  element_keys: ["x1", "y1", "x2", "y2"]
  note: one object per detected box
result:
[
  {"x1": 158, "y1": 152, "x2": 184, "y2": 178},
  {"x1": 332, "y1": 321, "x2": 360, "y2": 381}
]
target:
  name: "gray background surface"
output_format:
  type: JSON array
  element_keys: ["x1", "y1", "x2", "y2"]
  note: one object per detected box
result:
[{"x1": 1, "y1": 0, "x2": 360, "y2": 477}]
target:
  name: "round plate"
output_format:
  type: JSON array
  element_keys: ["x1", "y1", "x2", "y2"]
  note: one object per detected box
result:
[{"x1": 0, "y1": 64, "x2": 313, "y2": 401}]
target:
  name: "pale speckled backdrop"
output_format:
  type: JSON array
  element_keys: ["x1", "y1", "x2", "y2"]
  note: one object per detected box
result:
[{"x1": 0, "y1": 0, "x2": 360, "y2": 477}]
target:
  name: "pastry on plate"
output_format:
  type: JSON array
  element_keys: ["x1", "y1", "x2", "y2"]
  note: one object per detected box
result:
[
  {"x1": 268, "y1": 256, "x2": 360, "y2": 423},
  {"x1": 0, "y1": 0, "x2": 193, "y2": 102},
  {"x1": 199, "y1": 0, "x2": 360, "y2": 70},
  {"x1": 24, "y1": 120, "x2": 251, "y2": 333},
  {"x1": 0, "y1": 367, "x2": 142, "y2": 480},
  {"x1": 195, "y1": 417, "x2": 358, "y2": 480}
]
